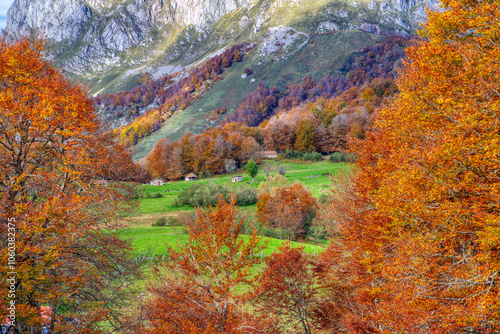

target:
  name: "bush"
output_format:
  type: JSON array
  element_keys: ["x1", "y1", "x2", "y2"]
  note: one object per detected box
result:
[
  {"x1": 280, "y1": 149, "x2": 323, "y2": 162},
  {"x1": 256, "y1": 183, "x2": 318, "y2": 239},
  {"x1": 309, "y1": 225, "x2": 330, "y2": 242},
  {"x1": 241, "y1": 217, "x2": 294, "y2": 241},
  {"x1": 152, "y1": 216, "x2": 180, "y2": 227},
  {"x1": 152, "y1": 217, "x2": 167, "y2": 226},
  {"x1": 277, "y1": 165, "x2": 286, "y2": 176},
  {"x1": 329, "y1": 151, "x2": 358, "y2": 163},
  {"x1": 303, "y1": 152, "x2": 323, "y2": 161},
  {"x1": 176, "y1": 184, "x2": 257, "y2": 207},
  {"x1": 318, "y1": 194, "x2": 329, "y2": 204},
  {"x1": 329, "y1": 151, "x2": 347, "y2": 163},
  {"x1": 234, "y1": 187, "x2": 258, "y2": 206}
]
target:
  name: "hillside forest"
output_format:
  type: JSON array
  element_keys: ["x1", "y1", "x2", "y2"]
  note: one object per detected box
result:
[{"x1": 1, "y1": 0, "x2": 500, "y2": 333}]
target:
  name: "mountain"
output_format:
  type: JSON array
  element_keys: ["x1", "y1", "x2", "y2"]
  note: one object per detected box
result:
[{"x1": 7, "y1": 0, "x2": 438, "y2": 96}]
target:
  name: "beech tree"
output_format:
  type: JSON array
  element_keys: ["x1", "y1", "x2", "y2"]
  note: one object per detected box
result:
[
  {"x1": 253, "y1": 245, "x2": 318, "y2": 334},
  {"x1": 327, "y1": 0, "x2": 500, "y2": 332},
  {"x1": 294, "y1": 119, "x2": 316, "y2": 153},
  {"x1": 145, "y1": 197, "x2": 266, "y2": 333},
  {"x1": 256, "y1": 183, "x2": 318, "y2": 238},
  {"x1": 0, "y1": 37, "x2": 140, "y2": 333}
]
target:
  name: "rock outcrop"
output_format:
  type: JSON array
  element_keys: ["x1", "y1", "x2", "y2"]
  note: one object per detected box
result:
[{"x1": 6, "y1": 0, "x2": 439, "y2": 92}]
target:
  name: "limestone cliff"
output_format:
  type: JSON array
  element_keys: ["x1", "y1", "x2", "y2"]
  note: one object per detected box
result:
[{"x1": 6, "y1": 0, "x2": 439, "y2": 94}]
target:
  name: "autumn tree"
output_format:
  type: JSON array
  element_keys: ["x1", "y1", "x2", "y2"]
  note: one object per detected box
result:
[
  {"x1": 256, "y1": 183, "x2": 318, "y2": 238},
  {"x1": 261, "y1": 161, "x2": 272, "y2": 178},
  {"x1": 327, "y1": 0, "x2": 500, "y2": 332},
  {"x1": 240, "y1": 136, "x2": 261, "y2": 164},
  {"x1": 145, "y1": 197, "x2": 266, "y2": 333},
  {"x1": 253, "y1": 245, "x2": 326, "y2": 334},
  {"x1": 294, "y1": 119, "x2": 317, "y2": 153},
  {"x1": 0, "y1": 37, "x2": 140, "y2": 333},
  {"x1": 146, "y1": 137, "x2": 172, "y2": 179}
]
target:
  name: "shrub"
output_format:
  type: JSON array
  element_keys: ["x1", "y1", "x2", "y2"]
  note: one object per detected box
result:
[
  {"x1": 329, "y1": 151, "x2": 347, "y2": 163},
  {"x1": 176, "y1": 184, "x2": 257, "y2": 207},
  {"x1": 277, "y1": 165, "x2": 286, "y2": 176},
  {"x1": 280, "y1": 149, "x2": 323, "y2": 162},
  {"x1": 303, "y1": 152, "x2": 323, "y2": 161},
  {"x1": 329, "y1": 151, "x2": 358, "y2": 163},
  {"x1": 152, "y1": 216, "x2": 181, "y2": 227},
  {"x1": 309, "y1": 225, "x2": 330, "y2": 242},
  {"x1": 153, "y1": 217, "x2": 168, "y2": 226},
  {"x1": 234, "y1": 186, "x2": 258, "y2": 206},
  {"x1": 241, "y1": 218, "x2": 294, "y2": 241}
]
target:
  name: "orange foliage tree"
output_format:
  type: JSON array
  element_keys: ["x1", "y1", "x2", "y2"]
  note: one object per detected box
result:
[
  {"x1": 294, "y1": 118, "x2": 317, "y2": 153},
  {"x1": 252, "y1": 245, "x2": 320, "y2": 334},
  {"x1": 327, "y1": 0, "x2": 500, "y2": 332},
  {"x1": 256, "y1": 183, "x2": 318, "y2": 238},
  {"x1": 145, "y1": 197, "x2": 267, "y2": 333},
  {"x1": 0, "y1": 37, "x2": 140, "y2": 333}
]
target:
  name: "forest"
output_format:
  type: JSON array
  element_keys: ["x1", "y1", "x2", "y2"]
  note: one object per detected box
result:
[
  {"x1": 143, "y1": 36, "x2": 403, "y2": 179},
  {"x1": 1, "y1": 0, "x2": 500, "y2": 333}
]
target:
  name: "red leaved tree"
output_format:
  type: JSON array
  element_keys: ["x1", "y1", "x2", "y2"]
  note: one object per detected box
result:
[
  {"x1": 256, "y1": 183, "x2": 318, "y2": 238},
  {"x1": 145, "y1": 197, "x2": 268, "y2": 333},
  {"x1": 252, "y1": 245, "x2": 318, "y2": 334}
]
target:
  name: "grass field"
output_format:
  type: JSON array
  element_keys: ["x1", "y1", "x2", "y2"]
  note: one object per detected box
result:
[
  {"x1": 116, "y1": 226, "x2": 324, "y2": 258},
  {"x1": 129, "y1": 160, "x2": 350, "y2": 223},
  {"x1": 117, "y1": 159, "x2": 348, "y2": 266}
]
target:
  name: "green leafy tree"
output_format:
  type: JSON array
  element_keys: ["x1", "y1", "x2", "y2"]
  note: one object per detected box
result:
[{"x1": 246, "y1": 159, "x2": 259, "y2": 183}]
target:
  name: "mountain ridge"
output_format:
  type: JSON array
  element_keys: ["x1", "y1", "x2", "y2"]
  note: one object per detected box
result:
[{"x1": 7, "y1": 0, "x2": 438, "y2": 95}]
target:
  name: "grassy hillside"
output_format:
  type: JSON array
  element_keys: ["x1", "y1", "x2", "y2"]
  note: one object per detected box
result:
[
  {"x1": 116, "y1": 160, "x2": 339, "y2": 262},
  {"x1": 132, "y1": 30, "x2": 381, "y2": 159}
]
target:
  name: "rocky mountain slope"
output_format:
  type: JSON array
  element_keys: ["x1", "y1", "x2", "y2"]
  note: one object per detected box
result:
[{"x1": 7, "y1": 0, "x2": 438, "y2": 95}]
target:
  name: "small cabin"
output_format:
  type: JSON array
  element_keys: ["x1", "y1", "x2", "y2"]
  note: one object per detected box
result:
[
  {"x1": 150, "y1": 179, "x2": 164, "y2": 186},
  {"x1": 259, "y1": 150, "x2": 278, "y2": 159},
  {"x1": 231, "y1": 175, "x2": 243, "y2": 183},
  {"x1": 185, "y1": 173, "x2": 197, "y2": 181}
]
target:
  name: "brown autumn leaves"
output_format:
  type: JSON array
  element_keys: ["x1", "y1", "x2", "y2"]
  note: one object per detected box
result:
[{"x1": 2, "y1": 0, "x2": 500, "y2": 332}]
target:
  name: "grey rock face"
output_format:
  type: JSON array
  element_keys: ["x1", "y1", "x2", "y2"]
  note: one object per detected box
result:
[
  {"x1": 6, "y1": 0, "x2": 439, "y2": 88},
  {"x1": 7, "y1": 0, "x2": 174, "y2": 73},
  {"x1": 7, "y1": 0, "x2": 92, "y2": 42}
]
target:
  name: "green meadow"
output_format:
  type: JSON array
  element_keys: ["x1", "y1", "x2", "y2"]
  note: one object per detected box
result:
[
  {"x1": 132, "y1": 160, "x2": 350, "y2": 219},
  {"x1": 116, "y1": 159, "x2": 350, "y2": 262},
  {"x1": 116, "y1": 226, "x2": 324, "y2": 258}
]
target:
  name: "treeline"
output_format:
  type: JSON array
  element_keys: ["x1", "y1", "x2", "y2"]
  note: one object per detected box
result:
[
  {"x1": 104, "y1": 44, "x2": 249, "y2": 146},
  {"x1": 224, "y1": 36, "x2": 407, "y2": 129},
  {"x1": 145, "y1": 125, "x2": 262, "y2": 180},
  {"x1": 145, "y1": 78, "x2": 397, "y2": 179}
]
